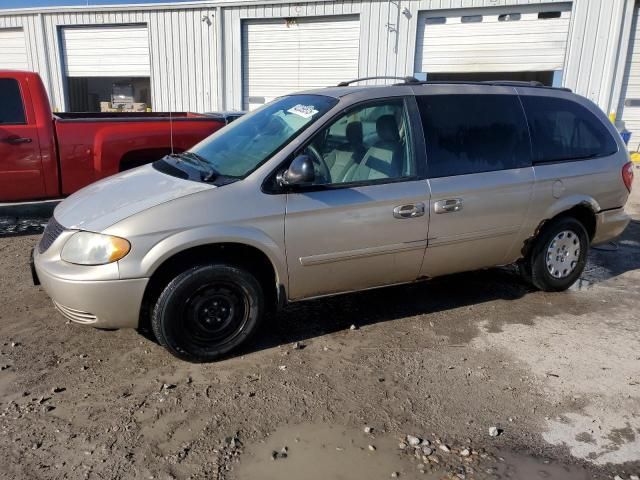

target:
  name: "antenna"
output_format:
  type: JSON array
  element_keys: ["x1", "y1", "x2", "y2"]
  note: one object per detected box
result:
[
  {"x1": 168, "y1": 56, "x2": 174, "y2": 155},
  {"x1": 169, "y1": 109, "x2": 174, "y2": 154}
]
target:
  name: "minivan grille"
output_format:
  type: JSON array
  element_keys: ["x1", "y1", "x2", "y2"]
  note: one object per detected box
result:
[{"x1": 38, "y1": 217, "x2": 65, "y2": 254}]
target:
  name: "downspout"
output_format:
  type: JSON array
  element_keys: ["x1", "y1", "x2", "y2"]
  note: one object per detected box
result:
[
  {"x1": 608, "y1": 0, "x2": 635, "y2": 119},
  {"x1": 215, "y1": 5, "x2": 225, "y2": 111},
  {"x1": 38, "y1": 12, "x2": 56, "y2": 109}
]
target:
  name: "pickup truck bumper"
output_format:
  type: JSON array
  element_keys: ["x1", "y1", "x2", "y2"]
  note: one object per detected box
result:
[
  {"x1": 592, "y1": 207, "x2": 631, "y2": 245},
  {"x1": 34, "y1": 252, "x2": 147, "y2": 329}
]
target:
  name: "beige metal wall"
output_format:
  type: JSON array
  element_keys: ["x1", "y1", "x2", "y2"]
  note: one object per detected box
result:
[{"x1": 0, "y1": 0, "x2": 635, "y2": 116}]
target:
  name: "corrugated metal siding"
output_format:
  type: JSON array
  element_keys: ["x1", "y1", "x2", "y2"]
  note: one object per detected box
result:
[
  {"x1": 563, "y1": 0, "x2": 634, "y2": 114},
  {"x1": 619, "y1": 1, "x2": 640, "y2": 145},
  {"x1": 61, "y1": 25, "x2": 151, "y2": 77},
  {"x1": 0, "y1": 0, "x2": 635, "y2": 117},
  {"x1": 0, "y1": 28, "x2": 29, "y2": 70},
  {"x1": 415, "y1": 6, "x2": 571, "y2": 74},
  {"x1": 16, "y1": 7, "x2": 218, "y2": 112},
  {"x1": 242, "y1": 16, "x2": 360, "y2": 109}
]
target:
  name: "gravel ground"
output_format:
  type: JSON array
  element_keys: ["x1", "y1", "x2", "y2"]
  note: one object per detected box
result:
[{"x1": 0, "y1": 176, "x2": 639, "y2": 480}]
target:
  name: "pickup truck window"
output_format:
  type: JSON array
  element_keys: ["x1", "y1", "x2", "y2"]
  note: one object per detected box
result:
[
  {"x1": 0, "y1": 79, "x2": 26, "y2": 125},
  {"x1": 189, "y1": 94, "x2": 337, "y2": 179}
]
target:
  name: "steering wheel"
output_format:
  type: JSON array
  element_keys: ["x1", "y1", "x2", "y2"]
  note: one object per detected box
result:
[{"x1": 305, "y1": 144, "x2": 331, "y2": 184}]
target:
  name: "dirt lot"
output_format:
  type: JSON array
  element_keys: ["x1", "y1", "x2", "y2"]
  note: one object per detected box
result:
[{"x1": 1, "y1": 177, "x2": 639, "y2": 480}]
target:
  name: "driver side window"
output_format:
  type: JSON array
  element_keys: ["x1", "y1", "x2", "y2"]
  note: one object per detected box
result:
[{"x1": 303, "y1": 99, "x2": 415, "y2": 186}]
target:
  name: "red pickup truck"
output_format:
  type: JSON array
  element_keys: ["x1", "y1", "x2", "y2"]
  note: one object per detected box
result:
[{"x1": 0, "y1": 70, "x2": 235, "y2": 202}]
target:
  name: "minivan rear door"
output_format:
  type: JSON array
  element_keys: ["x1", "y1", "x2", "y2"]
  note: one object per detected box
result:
[{"x1": 414, "y1": 86, "x2": 535, "y2": 277}]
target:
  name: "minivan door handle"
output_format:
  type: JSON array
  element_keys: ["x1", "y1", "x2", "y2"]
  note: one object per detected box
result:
[
  {"x1": 393, "y1": 202, "x2": 425, "y2": 219},
  {"x1": 434, "y1": 198, "x2": 463, "y2": 214}
]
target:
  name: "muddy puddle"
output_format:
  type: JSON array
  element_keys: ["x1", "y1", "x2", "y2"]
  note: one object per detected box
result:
[{"x1": 234, "y1": 423, "x2": 595, "y2": 480}]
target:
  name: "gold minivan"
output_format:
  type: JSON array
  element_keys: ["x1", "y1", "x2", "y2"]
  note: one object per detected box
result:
[{"x1": 34, "y1": 79, "x2": 634, "y2": 361}]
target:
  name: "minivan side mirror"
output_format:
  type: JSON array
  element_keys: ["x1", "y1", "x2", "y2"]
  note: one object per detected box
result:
[{"x1": 278, "y1": 155, "x2": 315, "y2": 187}]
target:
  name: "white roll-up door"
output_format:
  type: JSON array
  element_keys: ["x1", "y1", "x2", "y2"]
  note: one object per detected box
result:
[
  {"x1": 619, "y1": 2, "x2": 640, "y2": 148},
  {"x1": 61, "y1": 25, "x2": 150, "y2": 77},
  {"x1": 415, "y1": 5, "x2": 571, "y2": 74},
  {"x1": 0, "y1": 28, "x2": 29, "y2": 70},
  {"x1": 242, "y1": 16, "x2": 360, "y2": 110}
]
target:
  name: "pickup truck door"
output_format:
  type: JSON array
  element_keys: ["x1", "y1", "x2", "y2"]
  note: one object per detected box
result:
[
  {"x1": 283, "y1": 97, "x2": 430, "y2": 300},
  {"x1": 0, "y1": 76, "x2": 46, "y2": 202}
]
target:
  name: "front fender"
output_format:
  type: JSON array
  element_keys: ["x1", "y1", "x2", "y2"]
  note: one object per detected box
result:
[{"x1": 137, "y1": 224, "x2": 288, "y2": 289}]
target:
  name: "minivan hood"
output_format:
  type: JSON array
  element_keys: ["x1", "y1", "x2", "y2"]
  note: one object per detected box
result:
[{"x1": 54, "y1": 164, "x2": 215, "y2": 231}]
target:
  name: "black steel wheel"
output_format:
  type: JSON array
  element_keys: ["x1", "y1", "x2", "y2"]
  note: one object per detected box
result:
[{"x1": 152, "y1": 264, "x2": 263, "y2": 362}]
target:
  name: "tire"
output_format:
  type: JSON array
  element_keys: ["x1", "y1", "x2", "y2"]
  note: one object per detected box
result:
[
  {"x1": 529, "y1": 216, "x2": 589, "y2": 292},
  {"x1": 151, "y1": 264, "x2": 264, "y2": 362}
]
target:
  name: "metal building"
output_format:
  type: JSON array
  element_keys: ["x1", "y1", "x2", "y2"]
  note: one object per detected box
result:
[{"x1": 1, "y1": 0, "x2": 639, "y2": 142}]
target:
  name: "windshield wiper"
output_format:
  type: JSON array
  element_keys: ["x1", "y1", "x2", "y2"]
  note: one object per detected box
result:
[{"x1": 167, "y1": 152, "x2": 218, "y2": 182}]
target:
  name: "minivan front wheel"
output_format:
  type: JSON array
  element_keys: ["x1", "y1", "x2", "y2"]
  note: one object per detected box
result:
[
  {"x1": 529, "y1": 217, "x2": 589, "y2": 292},
  {"x1": 152, "y1": 264, "x2": 264, "y2": 362}
]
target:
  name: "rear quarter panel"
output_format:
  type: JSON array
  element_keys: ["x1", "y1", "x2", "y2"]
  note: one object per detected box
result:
[{"x1": 515, "y1": 88, "x2": 630, "y2": 253}]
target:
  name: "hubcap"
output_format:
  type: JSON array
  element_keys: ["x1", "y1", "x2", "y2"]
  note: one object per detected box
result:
[{"x1": 546, "y1": 230, "x2": 581, "y2": 279}]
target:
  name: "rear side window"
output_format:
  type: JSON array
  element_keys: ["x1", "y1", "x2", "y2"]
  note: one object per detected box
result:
[
  {"x1": 417, "y1": 94, "x2": 531, "y2": 178},
  {"x1": 0, "y1": 79, "x2": 26, "y2": 125},
  {"x1": 520, "y1": 96, "x2": 618, "y2": 163}
]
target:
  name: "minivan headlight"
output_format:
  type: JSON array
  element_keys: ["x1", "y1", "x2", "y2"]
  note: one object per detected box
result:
[{"x1": 61, "y1": 232, "x2": 130, "y2": 265}]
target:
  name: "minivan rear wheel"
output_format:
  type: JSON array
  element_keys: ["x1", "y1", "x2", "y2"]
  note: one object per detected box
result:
[
  {"x1": 529, "y1": 217, "x2": 589, "y2": 292},
  {"x1": 151, "y1": 264, "x2": 264, "y2": 362}
]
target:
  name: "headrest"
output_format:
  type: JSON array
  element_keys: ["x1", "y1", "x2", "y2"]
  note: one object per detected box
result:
[
  {"x1": 376, "y1": 115, "x2": 400, "y2": 142},
  {"x1": 346, "y1": 121, "x2": 363, "y2": 146}
]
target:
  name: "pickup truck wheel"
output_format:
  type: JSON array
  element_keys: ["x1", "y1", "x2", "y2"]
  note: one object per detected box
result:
[
  {"x1": 151, "y1": 264, "x2": 264, "y2": 362},
  {"x1": 530, "y1": 217, "x2": 589, "y2": 292}
]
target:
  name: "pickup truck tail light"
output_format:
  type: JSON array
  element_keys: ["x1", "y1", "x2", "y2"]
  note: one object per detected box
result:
[{"x1": 623, "y1": 162, "x2": 634, "y2": 192}]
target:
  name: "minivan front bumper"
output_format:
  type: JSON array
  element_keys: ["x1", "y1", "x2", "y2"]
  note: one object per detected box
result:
[
  {"x1": 592, "y1": 207, "x2": 631, "y2": 245},
  {"x1": 34, "y1": 255, "x2": 147, "y2": 329}
]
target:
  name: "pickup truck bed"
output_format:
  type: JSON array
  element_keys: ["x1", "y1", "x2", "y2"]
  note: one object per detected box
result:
[{"x1": 0, "y1": 70, "x2": 235, "y2": 202}]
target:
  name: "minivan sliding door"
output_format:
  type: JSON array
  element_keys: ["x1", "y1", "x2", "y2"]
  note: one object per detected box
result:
[{"x1": 416, "y1": 89, "x2": 535, "y2": 278}]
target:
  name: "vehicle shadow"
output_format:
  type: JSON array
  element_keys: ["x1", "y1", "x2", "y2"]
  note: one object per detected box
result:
[
  {"x1": 239, "y1": 219, "x2": 640, "y2": 357},
  {"x1": 577, "y1": 219, "x2": 640, "y2": 287}
]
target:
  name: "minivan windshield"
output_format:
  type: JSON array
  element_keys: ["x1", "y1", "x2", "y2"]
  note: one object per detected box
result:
[{"x1": 185, "y1": 95, "x2": 337, "y2": 179}]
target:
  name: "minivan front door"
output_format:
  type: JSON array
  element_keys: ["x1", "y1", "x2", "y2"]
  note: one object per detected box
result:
[
  {"x1": 283, "y1": 98, "x2": 430, "y2": 300},
  {"x1": 415, "y1": 91, "x2": 534, "y2": 277}
]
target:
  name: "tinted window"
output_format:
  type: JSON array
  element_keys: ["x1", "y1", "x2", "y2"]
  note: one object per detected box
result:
[
  {"x1": 417, "y1": 94, "x2": 531, "y2": 178},
  {"x1": 0, "y1": 79, "x2": 26, "y2": 125},
  {"x1": 520, "y1": 96, "x2": 618, "y2": 163}
]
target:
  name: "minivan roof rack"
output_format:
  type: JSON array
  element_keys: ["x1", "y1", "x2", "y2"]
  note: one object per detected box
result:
[
  {"x1": 336, "y1": 76, "x2": 572, "y2": 92},
  {"x1": 337, "y1": 76, "x2": 419, "y2": 86},
  {"x1": 394, "y1": 79, "x2": 572, "y2": 92}
]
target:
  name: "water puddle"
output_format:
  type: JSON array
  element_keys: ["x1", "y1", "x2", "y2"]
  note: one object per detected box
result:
[
  {"x1": 234, "y1": 423, "x2": 596, "y2": 479},
  {"x1": 234, "y1": 423, "x2": 435, "y2": 480},
  {"x1": 490, "y1": 451, "x2": 594, "y2": 479}
]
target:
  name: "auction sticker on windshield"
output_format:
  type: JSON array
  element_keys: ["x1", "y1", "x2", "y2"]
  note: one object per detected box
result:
[{"x1": 287, "y1": 104, "x2": 319, "y2": 119}]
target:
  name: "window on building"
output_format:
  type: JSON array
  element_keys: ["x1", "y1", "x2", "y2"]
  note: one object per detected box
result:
[
  {"x1": 520, "y1": 96, "x2": 618, "y2": 163},
  {"x1": 417, "y1": 94, "x2": 531, "y2": 178},
  {"x1": 0, "y1": 79, "x2": 26, "y2": 125}
]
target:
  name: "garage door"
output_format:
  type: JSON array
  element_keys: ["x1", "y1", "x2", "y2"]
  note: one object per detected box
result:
[
  {"x1": 619, "y1": 2, "x2": 640, "y2": 148},
  {"x1": 61, "y1": 25, "x2": 150, "y2": 77},
  {"x1": 415, "y1": 5, "x2": 571, "y2": 76},
  {"x1": 0, "y1": 28, "x2": 29, "y2": 70},
  {"x1": 242, "y1": 16, "x2": 360, "y2": 110}
]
